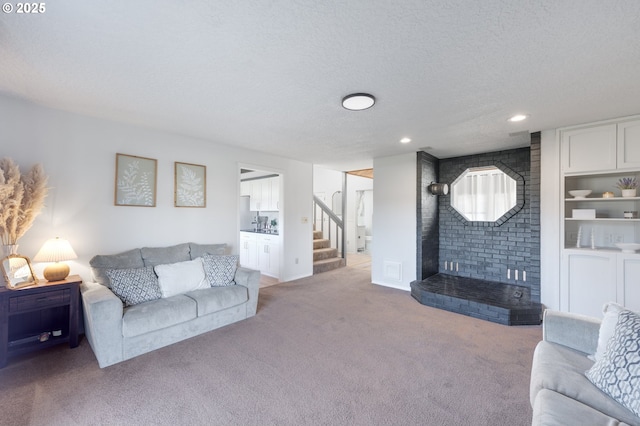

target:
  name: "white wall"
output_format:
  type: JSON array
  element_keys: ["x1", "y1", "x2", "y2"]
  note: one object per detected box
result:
[
  {"x1": 372, "y1": 153, "x2": 416, "y2": 290},
  {"x1": 312, "y1": 166, "x2": 342, "y2": 205},
  {"x1": 279, "y1": 161, "x2": 314, "y2": 281},
  {"x1": 540, "y1": 129, "x2": 561, "y2": 310},
  {"x1": 0, "y1": 95, "x2": 313, "y2": 282}
]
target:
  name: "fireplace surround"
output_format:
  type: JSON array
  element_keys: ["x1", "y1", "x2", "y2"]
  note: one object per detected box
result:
[{"x1": 415, "y1": 134, "x2": 541, "y2": 323}]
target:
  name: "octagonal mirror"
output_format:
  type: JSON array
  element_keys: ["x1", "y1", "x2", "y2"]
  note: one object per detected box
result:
[{"x1": 451, "y1": 166, "x2": 517, "y2": 222}]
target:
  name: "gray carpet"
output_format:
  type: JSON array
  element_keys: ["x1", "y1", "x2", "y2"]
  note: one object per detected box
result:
[{"x1": 0, "y1": 267, "x2": 542, "y2": 425}]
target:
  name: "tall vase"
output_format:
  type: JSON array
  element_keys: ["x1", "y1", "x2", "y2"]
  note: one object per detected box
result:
[
  {"x1": 2, "y1": 244, "x2": 18, "y2": 258},
  {"x1": 621, "y1": 189, "x2": 637, "y2": 198}
]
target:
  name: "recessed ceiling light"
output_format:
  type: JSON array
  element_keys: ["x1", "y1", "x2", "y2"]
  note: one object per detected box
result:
[
  {"x1": 342, "y1": 93, "x2": 375, "y2": 111},
  {"x1": 508, "y1": 114, "x2": 528, "y2": 122},
  {"x1": 400, "y1": 137, "x2": 412, "y2": 144}
]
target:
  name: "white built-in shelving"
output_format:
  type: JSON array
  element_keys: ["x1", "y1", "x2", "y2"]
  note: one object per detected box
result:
[{"x1": 559, "y1": 116, "x2": 640, "y2": 317}]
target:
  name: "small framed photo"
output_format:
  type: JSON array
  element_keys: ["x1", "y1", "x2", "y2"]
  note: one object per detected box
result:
[
  {"x1": 175, "y1": 162, "x2": 206, "y2": 208},
  {"x1": 114, "y1": 153, "x2": 157, "y2": 207}
]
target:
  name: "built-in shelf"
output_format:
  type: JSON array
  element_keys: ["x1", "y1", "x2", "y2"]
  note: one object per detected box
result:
[
  {"x1": 565, "y1": 197, "x2": 640, "y2": 202},
  {"x1": 558, "y1": 116, "x2": 640, "y2": 318},
  {"x1": 565, "y1": 218, "x2": 640, "y2": 222},
  {"x1": 564, "y1": 247, "x2": 640, "y2": 254}
]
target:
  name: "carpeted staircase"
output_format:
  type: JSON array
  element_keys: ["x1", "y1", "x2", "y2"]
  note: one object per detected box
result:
[{"x1": 313, "y1": 229, "x2": 345, "y2": 274}]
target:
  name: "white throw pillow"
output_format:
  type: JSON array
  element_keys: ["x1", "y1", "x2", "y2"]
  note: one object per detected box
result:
[
  {"x1": 589, "y1": 302, "x2": 625, "y2": 362},
  {"x1": 154, "y1": 258, "x2": 209, "y2": 298}
]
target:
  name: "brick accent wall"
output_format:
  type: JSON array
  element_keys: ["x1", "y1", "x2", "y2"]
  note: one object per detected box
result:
[
  {"x1": 416, "y1": 152, "x2": 440, "y2": 280},
  {"x1": 416, "y1": 134, "x2": 541, "y2": 302},
  {"x1": 529, "y1": 133, "x2": 541, "y2": 301}
]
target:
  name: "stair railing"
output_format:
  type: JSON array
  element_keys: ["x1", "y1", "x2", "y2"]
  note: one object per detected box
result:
[{"x1": 313, "y1": 195, "x2": 345, "y2": 259}]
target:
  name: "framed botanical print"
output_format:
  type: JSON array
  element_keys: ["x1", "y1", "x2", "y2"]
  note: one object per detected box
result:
[
  {"x1": 114, "y1": 153, "x2": 157, "y2": 207},
  {"x1": 174, "y1": 162, "x2": 206, "y2": 207}
]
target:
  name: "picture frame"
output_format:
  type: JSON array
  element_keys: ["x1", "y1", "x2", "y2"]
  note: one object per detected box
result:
[
  {"x1": 114, "y1": 153, "x2": 157, "y2": 207},
  {"x1": 174, "y1": 162, "x2": 206, "y2": 208}
]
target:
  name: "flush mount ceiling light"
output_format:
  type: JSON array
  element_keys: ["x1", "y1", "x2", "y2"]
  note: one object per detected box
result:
[
  {"x1": 508, "y1": 114, "x2": 529, "y2": 122},
  {"x1": 342, "y1": 93, "x2": 375, "y2": 111},
  {"x1": 400, "y1": 137, "x2": 412, "y2": 144}
]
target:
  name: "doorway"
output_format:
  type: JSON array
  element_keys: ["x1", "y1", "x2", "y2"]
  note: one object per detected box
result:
[
  {"x1": 347, "y1": 189, "x2": 372, "y2": 270},
  {"x1": 238, "y1": 167, "x2": 282, "y2": 286},
  {"x1": 313, "y1": 166, "x2": 373, "y2": 272},
  {"x1": 355, "y1": 189, "x2": 373, "y2": 254}
]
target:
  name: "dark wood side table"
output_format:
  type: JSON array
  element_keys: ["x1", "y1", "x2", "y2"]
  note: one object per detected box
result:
[{"x1": 0, "y1": 274, "x2": 82, "y2": 368}]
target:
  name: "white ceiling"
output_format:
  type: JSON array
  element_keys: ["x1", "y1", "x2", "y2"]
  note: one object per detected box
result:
[{"x1": 1, "y1": 1, "x2": 639, "y2": 170}]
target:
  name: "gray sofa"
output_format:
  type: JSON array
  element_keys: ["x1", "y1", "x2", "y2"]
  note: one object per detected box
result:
[
  {"x1": 81, "y1": 242, "x2": 260, "y2": 368},
  {"x1": 530, "y1": 309, "x2": 640, "y2": 425}
]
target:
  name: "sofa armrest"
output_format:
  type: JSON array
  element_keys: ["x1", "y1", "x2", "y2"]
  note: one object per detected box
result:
[
  {"x1": 80, "y1": 282, "x2": 124, "y2": 368},
  {"x1": 542, "y1": 309, "x2": 600, "y2": 355},
  {"x1": 234, "y1": 267, "x2": 261, "y2": 317}
]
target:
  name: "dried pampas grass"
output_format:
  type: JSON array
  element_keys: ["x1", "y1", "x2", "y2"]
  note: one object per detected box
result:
[{"x1": 0, "y1": 158, "x2": 48, "y2": 245}]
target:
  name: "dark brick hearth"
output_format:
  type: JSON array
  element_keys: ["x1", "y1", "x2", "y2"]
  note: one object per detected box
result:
[{"x1": 410, "y1": 274, "x2": 542, "y2": 325}]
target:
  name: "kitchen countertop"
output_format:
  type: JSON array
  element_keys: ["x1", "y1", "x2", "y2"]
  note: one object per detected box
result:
[{"x1": 240, "y1": 229, "x2": 279, "y2": 235}]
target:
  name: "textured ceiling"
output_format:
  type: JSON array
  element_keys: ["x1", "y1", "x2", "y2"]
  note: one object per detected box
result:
[{"x1": 1, "y1": 1, "x2": 639, "y2": 170}]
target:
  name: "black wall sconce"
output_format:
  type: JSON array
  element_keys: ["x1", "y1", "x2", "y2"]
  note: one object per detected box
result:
[{"x1": 428, "y1": 182, "x2": 449, "y2": 196}]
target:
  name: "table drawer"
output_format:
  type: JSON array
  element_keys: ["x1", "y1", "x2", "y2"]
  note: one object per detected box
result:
[{"x1": 9, "y1": 289, "x2": 70, "y2": 313}]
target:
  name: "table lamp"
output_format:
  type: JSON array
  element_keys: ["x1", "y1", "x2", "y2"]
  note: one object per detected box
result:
[{"x1": 33, "y1": 237, "x2": 78, "y2": 281}]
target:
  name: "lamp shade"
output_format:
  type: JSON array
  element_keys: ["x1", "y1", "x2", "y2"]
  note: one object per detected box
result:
[
  {"x1": 33, "y1": 237, "x2": 77, "y2": 281},
  {"x1": 34, "y1": 237, "x2": 77, "y2": 262}
]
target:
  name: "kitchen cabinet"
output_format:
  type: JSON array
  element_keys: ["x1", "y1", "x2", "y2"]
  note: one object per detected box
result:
[
  {"x1": 562, "y1": 250, "x2": 617, "y2": 318},
  {"x1": 561, "y1": 118, "x2": 640, "y2": 174},
  {"x1": 561, "y1": 250, "x2": 640, "y2": 318},
  {"x1": 259, "y1": 177, "x2": 279, "y2": 211},
  {"x1": 239, "y1": 232, "x2": 258, "y2": 270},
  {"x1": 249, "y1": 181, "x2": 262, "y2": 211},
  {"x1": 617, "y1": 119, "x2": 640, "y2": 169},
  {"x1": 268, "y1": 177, "x2": 280, "y2": 211},
  {"x1": 561, "y1": 124, "x2": 616, "y2": 173},
  {"x1": 257, "y1": 234, "x2": 280, "y2": 278},
  {"x1": 618, "y1": 254, "x2": 640, "y2": 312},
  {"x1": 245, "y1": 176, "x2": 280, "y2": 211},
  {"x1": 239, "y1": 231, "x2": 280, "y2": 278}
]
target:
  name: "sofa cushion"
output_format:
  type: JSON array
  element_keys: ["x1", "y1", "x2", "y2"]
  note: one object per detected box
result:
[
  {"x1": 531, "y1": 341, "x2": 640, "y2": 425},
  {"x1": 532, "y1": 388, "x2": 633, "y2": 426},
  {"x1": 141, "y1": 243, "x2": 191, "y2": 267},
  {"x1": 586, "y1": 310, "x2": 640, "y2": 418},
  {"x1": 122, "y1": 295, "x2": 197, "y2": 338},
  {"x1": 202, "y1": 254, "x2": 238, "y2": 287},
  {"x1": 591, "y1": 302, "x2": 626, "y2": 362},
  {"x1": 105, "y1": 266, "x2": 162, "y2": 306},
  {"x1": 186, "y1": 285, "x2": 248, "y2": 316},
  {"x1": 89, "y1": 248, "x2": 144, "y2": 288},
  {"x1": 154, "y1": 258, "x2": 209, "y2": 298},
  {"x1": 189, "y1": 242, "x2": 227, "y2": 259}
]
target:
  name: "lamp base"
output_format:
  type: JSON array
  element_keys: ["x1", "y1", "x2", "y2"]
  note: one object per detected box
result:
[{"x1": 43, "y1": 263, "x2": 70, "y2": 282}]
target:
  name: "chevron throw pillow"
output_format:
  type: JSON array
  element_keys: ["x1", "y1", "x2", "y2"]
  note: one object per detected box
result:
[
  {"x1": 106, "y1": 266, "x2": 162, "y2": 306},
  {"x1": 586, "y1": 309, "x2": 640, "y2": 417},
  {"x1": 202, "y1": 254, "x2": 238, "y2": 287}
]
